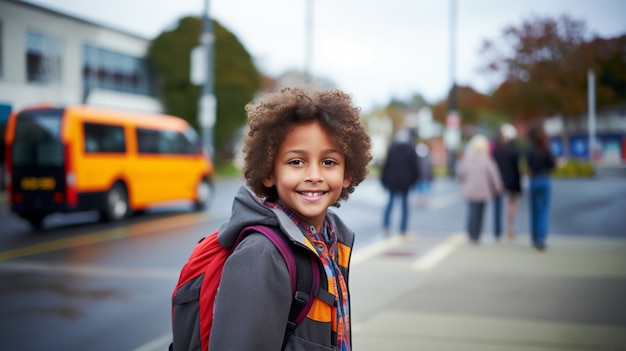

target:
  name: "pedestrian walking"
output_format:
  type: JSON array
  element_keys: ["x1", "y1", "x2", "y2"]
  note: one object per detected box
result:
[
  {"x1": 492, "y1": 123, "x2": 522, "y2": 240},
  {"x1": 525, "y1": 123, "x2": 556, "y2": 251},
  {"x1": 457, "y1": 134, "x2": 503, "y2": 243},
  {"x1": 207, "y1": 87, "x2": 372, "y2": 350},
  {"x1": 413, "y1": 142, "x2": 434, "y2": 205},
  {"x1": 381, "y1": 129, "x2": 419, "y2": 236}
]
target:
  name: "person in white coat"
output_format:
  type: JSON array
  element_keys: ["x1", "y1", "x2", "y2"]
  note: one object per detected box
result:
[{"x1": 457, "y1": 134, "x2": 503, "y2": 243}]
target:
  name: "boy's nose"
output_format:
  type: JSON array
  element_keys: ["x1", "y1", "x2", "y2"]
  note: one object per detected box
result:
[{"x1": 305, "y1": 164, "x2": 323, "y2": 183}]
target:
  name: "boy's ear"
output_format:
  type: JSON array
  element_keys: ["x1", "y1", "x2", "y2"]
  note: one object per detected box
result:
[
  {"x1": 342, "y1": 171, "x2": 353, "y2": 188},
  {"x1": 263, "y1": 174, "x2": 275, "y2": 188}
]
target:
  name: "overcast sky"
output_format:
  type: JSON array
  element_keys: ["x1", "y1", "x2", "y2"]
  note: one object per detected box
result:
[{"x1": 26, "y1": 0, "x2": 626, "y2": 111}]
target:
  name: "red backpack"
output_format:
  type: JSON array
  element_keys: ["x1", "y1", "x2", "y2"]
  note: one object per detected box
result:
[{"x1": 169, "y1": 225, "x2": 320, "y2": 351}]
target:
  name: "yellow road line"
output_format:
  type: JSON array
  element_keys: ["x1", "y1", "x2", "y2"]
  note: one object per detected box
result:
[
  {"x1": 0, "y1": 212, "x2": 212, "y2": 261},
  {"x1": 0, "y1": 260, "x2": 180, "y2": 279}
]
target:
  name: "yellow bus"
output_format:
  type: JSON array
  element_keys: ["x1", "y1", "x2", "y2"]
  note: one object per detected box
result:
[{"x1": 4, "y1": 105, "x2": 214, "y2": 229}]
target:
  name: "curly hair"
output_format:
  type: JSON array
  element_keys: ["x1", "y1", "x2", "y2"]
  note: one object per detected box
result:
[{"x1": 242, "y1": 87, "x2": 372, "y2": 207}]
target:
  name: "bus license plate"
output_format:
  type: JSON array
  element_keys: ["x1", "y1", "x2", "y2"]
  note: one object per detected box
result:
[{"x1": 21, "y1": 177, "x2": 56, "y2": 190}]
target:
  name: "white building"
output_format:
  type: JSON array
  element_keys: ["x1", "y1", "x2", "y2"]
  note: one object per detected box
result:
[{"x1": 0, "y1": 0, "x2": 163, "y2": 119}]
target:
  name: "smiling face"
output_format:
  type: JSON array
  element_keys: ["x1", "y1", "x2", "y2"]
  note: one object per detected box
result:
[{"x1": 263, "y1": 121, "x2": 352, "y2": 232}]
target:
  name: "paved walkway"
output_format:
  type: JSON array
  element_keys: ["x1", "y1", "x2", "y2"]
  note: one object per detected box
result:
[{"x1": 350, "y1": 233, "x2": 626, "y2": 351}]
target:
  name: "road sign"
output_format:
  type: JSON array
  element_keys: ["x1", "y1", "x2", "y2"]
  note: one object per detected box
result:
[{"x1": 190, "y1": 45, "x2": 206, "y2": 85}]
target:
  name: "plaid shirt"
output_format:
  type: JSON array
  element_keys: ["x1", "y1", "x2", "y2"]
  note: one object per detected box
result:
[{"x1": 265, "y1": 200, "x2": 351, "y2": 350}]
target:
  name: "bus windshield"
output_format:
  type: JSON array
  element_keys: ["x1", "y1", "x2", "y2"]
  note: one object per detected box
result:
[{"x1": 13, "y1": 109, "x2": 65, "y2": 167}]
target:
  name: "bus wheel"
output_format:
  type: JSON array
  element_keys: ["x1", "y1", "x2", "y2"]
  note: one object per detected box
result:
[
  {"x1": 194, "y1": 179, "x2": 214, "y2": 211},
  {"x1": 25, "y1": 214, "x2": 46, "y2": 230},
  {"x1": 101, "y1": 183, "x2": 129, "y2": 221}
]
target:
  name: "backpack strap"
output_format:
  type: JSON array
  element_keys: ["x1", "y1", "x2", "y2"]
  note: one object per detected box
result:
[{"x1": 238, "y1": 225, "x2": 321, "y2": 350}]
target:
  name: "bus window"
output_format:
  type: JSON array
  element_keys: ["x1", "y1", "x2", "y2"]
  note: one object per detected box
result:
[
  {"x1": 177, "y1": 132, "x2": 192, "y2": 154},
  {"x1": 137, "y1": 128, "x2": 160, "y2": 154},
  {"x1": 183, "y1": 126, "x2": 202, "y2": 155},
  {"x1": 83, "y1": 122, "x2": 126, "y2": 153},
  {"x1": 137, "y1": 128, "x2": 197, "y2": 155},
  {"x1": 158, "y1": 130, "x2": 177, "y2": 154},
  {"x1": 37, "y1": 143, "x2": 64, "y2": 166},
  {"x1": 13, "y1": 109, "x2": 64, "y2": 167}
]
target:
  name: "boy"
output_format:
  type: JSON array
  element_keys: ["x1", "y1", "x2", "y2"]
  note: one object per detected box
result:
[{"x1": 210, "y1": 87, "x2": 372, "y2": 350}]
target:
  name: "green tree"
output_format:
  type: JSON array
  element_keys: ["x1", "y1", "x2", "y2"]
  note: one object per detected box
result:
[{"x1": 147, "y1": 16, "x2": 261, "y2": 164}]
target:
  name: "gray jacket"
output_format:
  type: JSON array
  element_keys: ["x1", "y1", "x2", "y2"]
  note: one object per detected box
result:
[{"x1": 210, "y1": 186, "x2": 355, "y2": 351}]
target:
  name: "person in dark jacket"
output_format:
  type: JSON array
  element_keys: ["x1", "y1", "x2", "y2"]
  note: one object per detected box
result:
[
  {"x1": 211, "y1": 87, "x2": 372, "y2": 350},
  {"x1": 526, "y1": 123, "x2": 556, "y2": 251},
  {"x1": 492, "y1": 124, "x2": 522, "y2": 240},
  {"x1": 381, "y1": 129, "x2": 419, "y2": 236}
]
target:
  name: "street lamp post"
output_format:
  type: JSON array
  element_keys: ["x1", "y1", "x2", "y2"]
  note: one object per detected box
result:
[
  {"x1": 588, "y1": 69, "x2": 596, "y2": 163},
  {"x1": 304, "y1": 0, "x2": 313, "y2": 83},
  {"x1": 199, "y1": 0, "x2": 216, "y2": 158},
  {"x1": 445, "y1": 0, "x2": 460, "y2": 177}
]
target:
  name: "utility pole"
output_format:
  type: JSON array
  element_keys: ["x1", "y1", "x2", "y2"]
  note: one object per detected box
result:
[
  {"x1": 304, "y1": 0, "x2": 313, "y2": 83},
  {"x1": 199, "y1": 0, "x2": 215, "y2": 158},
  {"x1": 588, "y1": 69, "x2": 596, "y2": 163},
  {"x1": 444, "y1": 0, "x2": 460, "y2": 177}
]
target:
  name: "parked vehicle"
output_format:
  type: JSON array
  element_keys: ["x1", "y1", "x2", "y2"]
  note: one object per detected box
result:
[{"x1": 4, "y1": 105, "x2": 214, "y2": 229}]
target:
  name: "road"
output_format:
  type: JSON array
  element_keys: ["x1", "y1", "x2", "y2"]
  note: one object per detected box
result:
[{"x1": 0, "y1": 175, "x2": 624, "y2": 351}]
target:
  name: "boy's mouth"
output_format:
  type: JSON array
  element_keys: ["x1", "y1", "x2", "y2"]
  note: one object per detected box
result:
[{"x1": 298, "y1": 191, "x2": 326, "y2": 197}]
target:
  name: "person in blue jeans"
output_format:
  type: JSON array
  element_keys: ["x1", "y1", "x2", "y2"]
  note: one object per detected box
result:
[
  {"x1": 381, "y1": 129, "x2": 419, "y2": 236},
  {"x1": 525, "y1": 123, "x2": 556, "y2": 251},
  {"x1": 413, "y1": 142, "x2": 434, "y2": 206}
]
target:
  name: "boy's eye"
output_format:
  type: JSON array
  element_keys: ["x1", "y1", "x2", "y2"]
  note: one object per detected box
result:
[
  {"x1": 288, "y1": 159, "x2": 304, "y2": 166},
  {"x1": 322, "y1": 159, "x2": 337, "y2": 166}
]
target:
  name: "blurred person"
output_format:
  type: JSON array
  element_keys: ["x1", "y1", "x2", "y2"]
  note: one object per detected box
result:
[
  {"x1": 457, "y1": 134, "x2": 503, "y2": 243},
  {"x1": 525, "y1": 123, "x2": 556, "y2": 251},
  {"x1": 492, "y1": 124, "x2": 522, "y2": 240},
  {"x1": 381, "y1": 129, "x2": 419, "y2": 236},
  {"x1": 413, "y1": 142, "x2": 434, "y2": 205}
]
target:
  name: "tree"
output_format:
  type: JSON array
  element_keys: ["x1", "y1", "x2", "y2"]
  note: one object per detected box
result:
[
  {"x1": 432, "y1": 85, "x2": 492, "y2": 130},
  {"x1": 480, "y1": 15, "x2": 592, "y2": 157},
  {"x1": 585, "y1": 34, "x2": 626, "y2": 108},
  {"x1": 147, "y1": 16, "x2": 261, "y2": 164}
]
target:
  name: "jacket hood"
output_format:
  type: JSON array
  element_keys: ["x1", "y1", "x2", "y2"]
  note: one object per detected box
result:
[{"x1": 218, "y1": 186, "x2": 355, "y2": 250}]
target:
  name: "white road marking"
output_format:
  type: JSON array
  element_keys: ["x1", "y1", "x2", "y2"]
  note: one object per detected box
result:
[
  {"x1": 351, "y1": 235, "x2": 408, "y2": 266},
  {"x1": 411, "y1": 233, "x2": 466, "y2": 271}
]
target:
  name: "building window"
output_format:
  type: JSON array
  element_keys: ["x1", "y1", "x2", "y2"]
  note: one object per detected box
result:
[
  {"x1": 26, "y1": 30, "x2": 62, "y2": 84},
  {"x1": 83, "y1": 44, "x2": 152, "y2": 96}
]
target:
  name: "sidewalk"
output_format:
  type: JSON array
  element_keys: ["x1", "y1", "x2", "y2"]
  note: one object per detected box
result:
[{"x1": 350, "y1": 233, "x2": 626, "y2": 351}]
